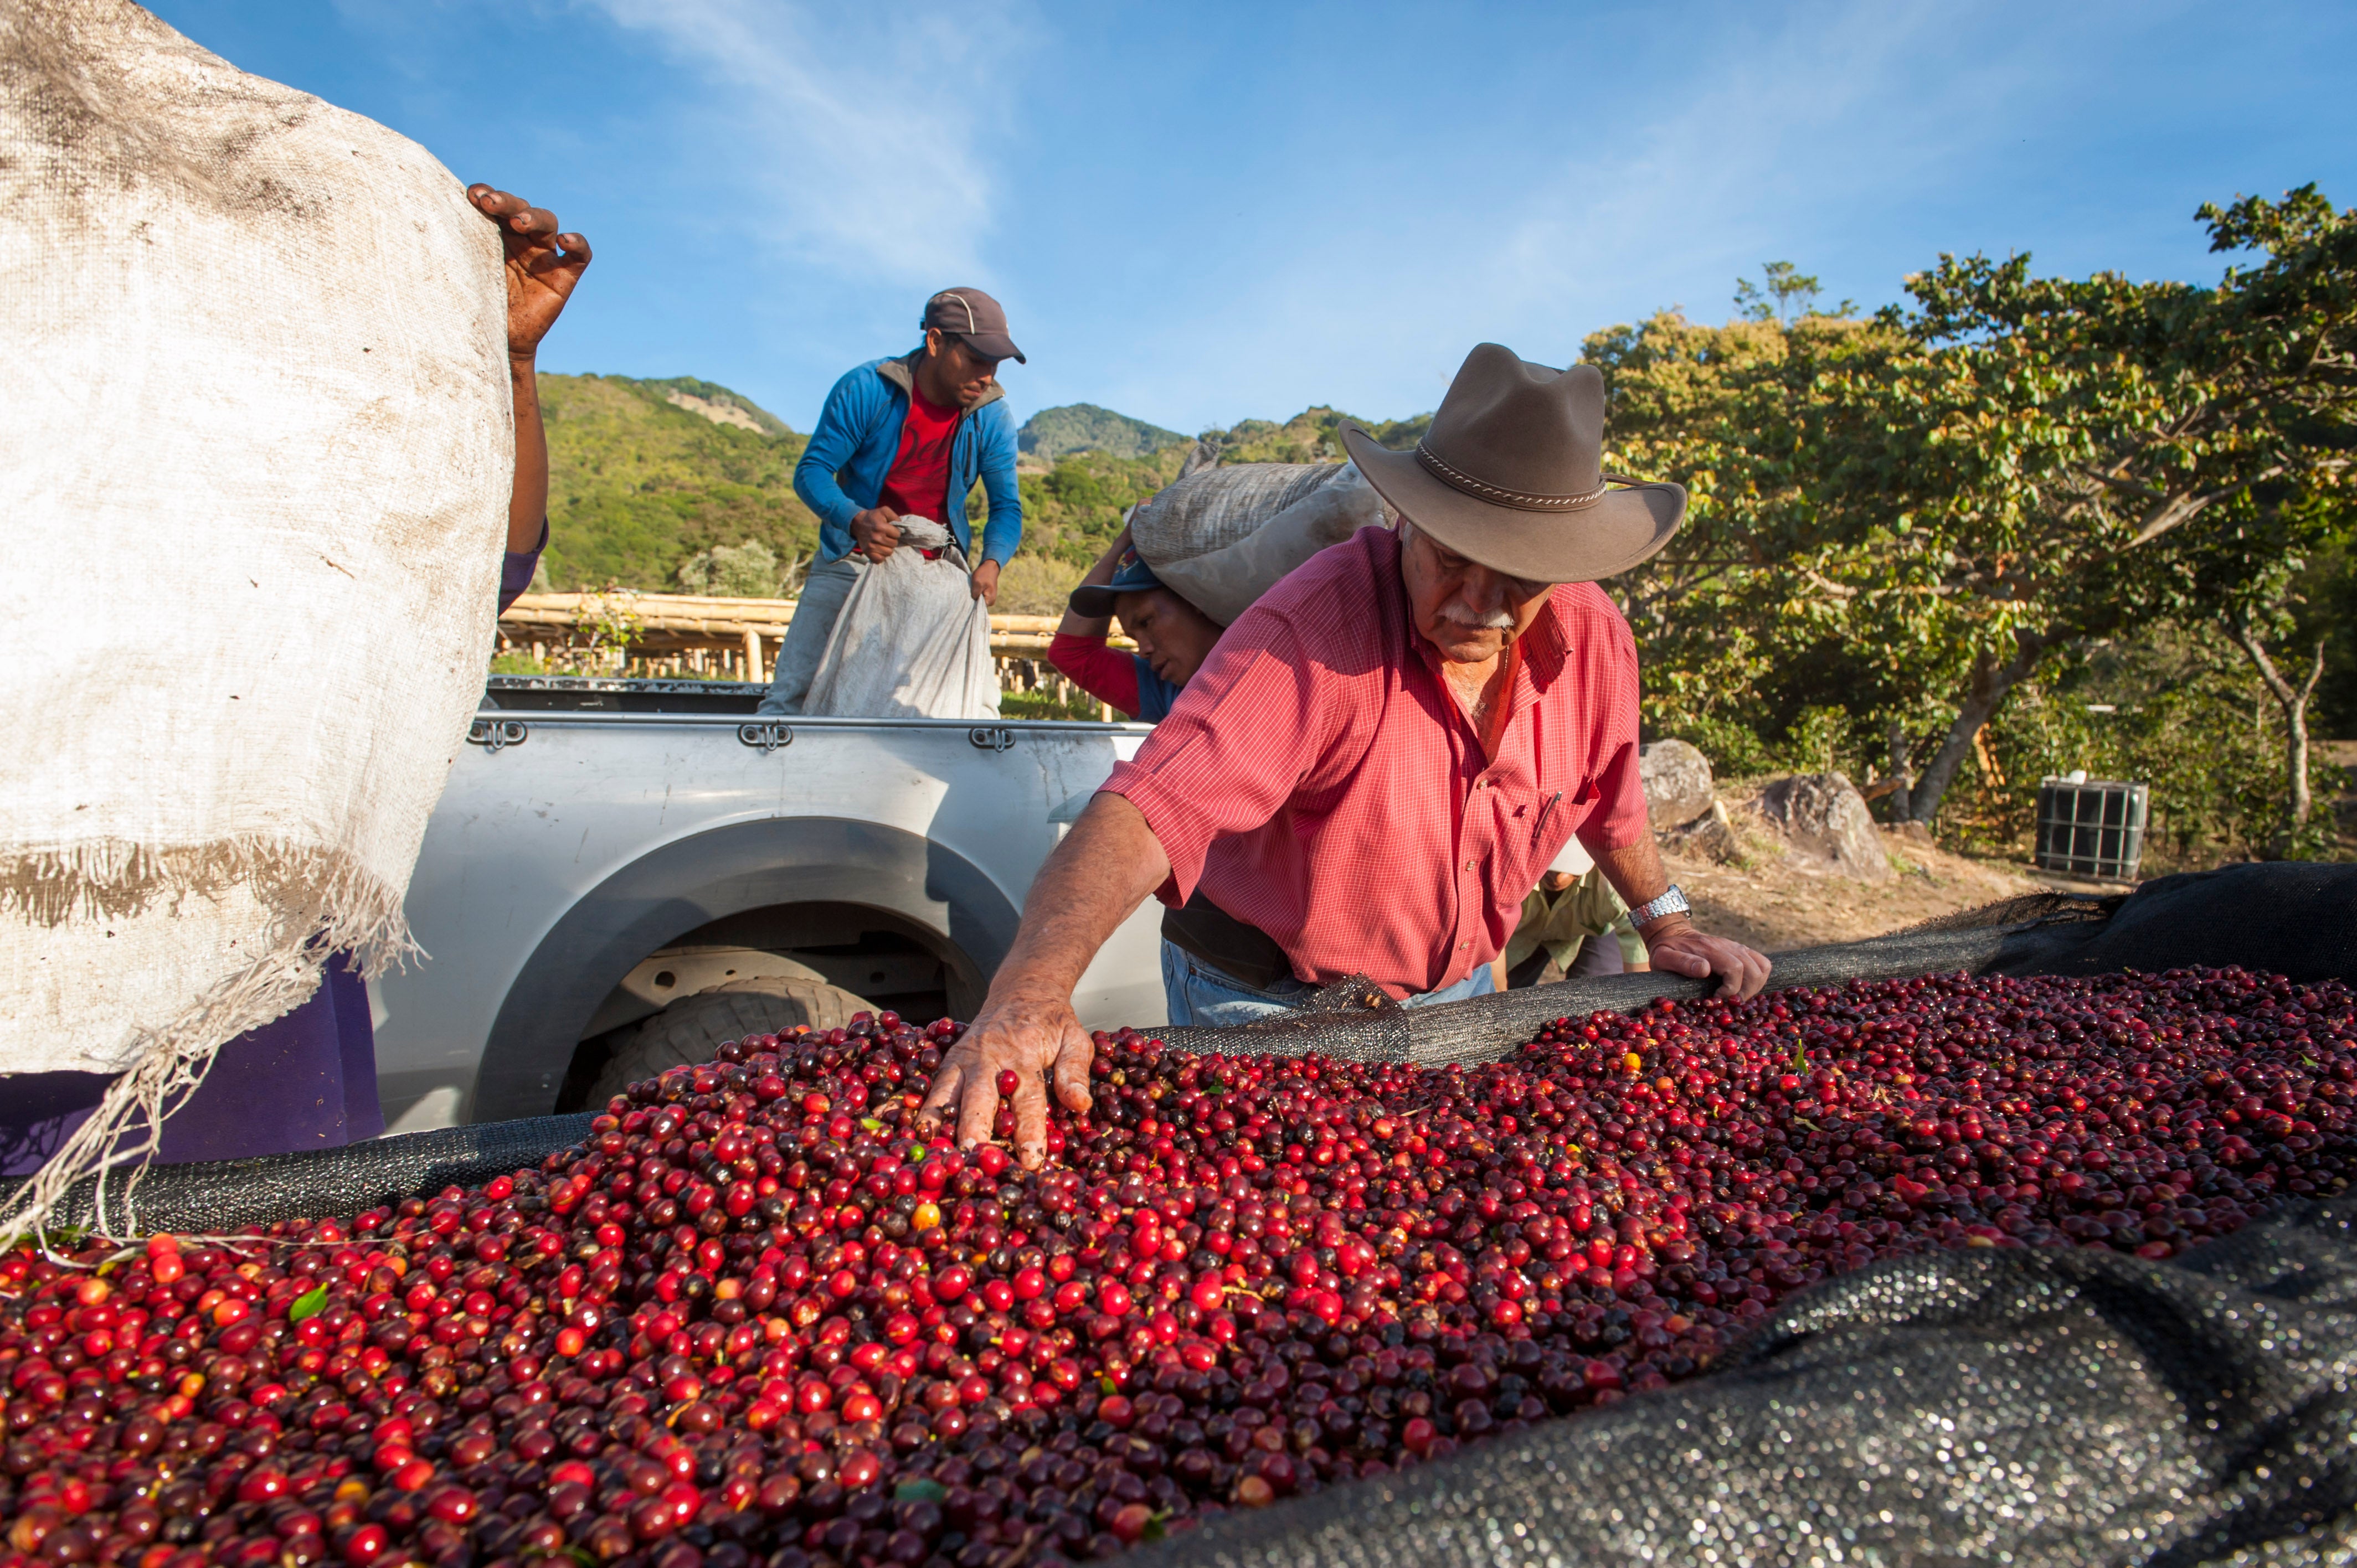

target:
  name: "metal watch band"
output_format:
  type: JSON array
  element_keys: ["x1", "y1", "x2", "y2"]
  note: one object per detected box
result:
[{"x1": 1629, "y1": 884, "x2": 1690, "y2": 927}]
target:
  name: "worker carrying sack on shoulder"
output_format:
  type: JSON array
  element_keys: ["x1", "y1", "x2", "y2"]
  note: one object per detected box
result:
[
  {"x1": 801, "y1": 519, "x2": 1000, "y2": 720},
  {"x1": 1130, "y1": 461, "x2": 1384, "y2": 625}
]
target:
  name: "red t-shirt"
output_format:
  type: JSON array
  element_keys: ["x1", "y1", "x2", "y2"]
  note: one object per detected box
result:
[
  {"x1": 877, "y1": 385, "x2": 960, "y2": 524},
  {"x1": 1049, "y1": 632, "x2": 1142, "y2": 715}
]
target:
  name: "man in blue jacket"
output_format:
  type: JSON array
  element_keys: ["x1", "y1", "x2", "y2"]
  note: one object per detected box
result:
[{"x1": 760, "y1": 288, "x2": 1027, "y2": 714}]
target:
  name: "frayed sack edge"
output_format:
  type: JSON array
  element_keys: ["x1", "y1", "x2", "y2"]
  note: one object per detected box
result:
[
  {"x1": 2, "y1": 836, "x2": 415, "y2": 943},
  {"x1": 0, "y1": 842, "x2": 414, "y2": 1245}
]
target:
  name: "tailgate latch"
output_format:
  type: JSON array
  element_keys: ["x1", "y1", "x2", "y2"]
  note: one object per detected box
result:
[
  {"x1": 467, "y1": 718, "x2": 529, "y2": 753},
  {"x1": 738, "y1": 721, "x2": 794, "y2": 755}
]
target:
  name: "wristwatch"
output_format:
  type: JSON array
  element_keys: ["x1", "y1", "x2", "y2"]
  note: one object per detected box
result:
[{"x1": 1628, "y1": 884, "x2": 1691, "y2": 929}]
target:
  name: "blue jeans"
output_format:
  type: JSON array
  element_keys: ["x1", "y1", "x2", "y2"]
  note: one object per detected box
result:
[{"x1": 1160, "y1": 939, "x2": 1497, "y2": 1027}]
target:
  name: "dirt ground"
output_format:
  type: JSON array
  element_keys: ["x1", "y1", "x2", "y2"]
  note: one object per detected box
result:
[
  {"x1": 1660, "y1": 754, "x2": 2357, "y2": 955},
  {"x1": 1664, "y1": 809, "x2": 2052, "y2": 955}
]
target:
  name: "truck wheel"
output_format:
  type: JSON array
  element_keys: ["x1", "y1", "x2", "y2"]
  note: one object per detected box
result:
[{"x1": 585, "y1": 977, "x2": 873, "y2": 1106}]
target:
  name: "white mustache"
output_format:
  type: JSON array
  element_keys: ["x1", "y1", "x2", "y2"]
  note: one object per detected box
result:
[{"x1": 1438, "y1": 604, "x2": 1517, "y2": 631}]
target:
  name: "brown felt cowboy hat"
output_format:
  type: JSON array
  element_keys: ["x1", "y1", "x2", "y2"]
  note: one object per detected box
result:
[{"x1": 1340, "y1": 344, "x2": 1685, "y2": 584}]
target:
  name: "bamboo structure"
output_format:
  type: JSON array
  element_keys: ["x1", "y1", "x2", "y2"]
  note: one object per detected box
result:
[{"x1": 496, "y1": 592, "x2": 1129, "y2": 714}]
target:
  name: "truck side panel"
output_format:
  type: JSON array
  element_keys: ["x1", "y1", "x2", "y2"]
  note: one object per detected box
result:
[{"x1": 374, "y1": 716, "x2": 1165, "y2": 1127}]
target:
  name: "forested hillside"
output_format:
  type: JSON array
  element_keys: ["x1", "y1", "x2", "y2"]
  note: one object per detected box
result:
[
  {"x1": 532, "y1": 376, "x2": 1430, "y2": 610},
  {"x1": 1018, "y1": 404, "x2": 1186, "y2": 461},
  {"x1": 980, "y1": 405, "x2": 1429, "y2": 611},
  {"x1": 536, "y1": 374, "x2": 817, "y2": 592}
]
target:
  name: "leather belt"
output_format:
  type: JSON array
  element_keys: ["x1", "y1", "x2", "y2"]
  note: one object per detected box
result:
[{"x1": 1160, "y1": 890, "x2": 1294, "y2": 992}]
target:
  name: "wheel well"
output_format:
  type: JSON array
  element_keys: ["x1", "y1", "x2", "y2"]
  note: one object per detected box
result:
[
  {"x1": 474, "y1": 816, "x2": 1018, "y2": 1122},
  {"x1": 549, "y1": 903, "x2": 986, "y2": 1113}
]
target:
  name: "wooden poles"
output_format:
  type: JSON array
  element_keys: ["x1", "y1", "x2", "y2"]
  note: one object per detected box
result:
[{"x1": 496, "y1": 592, "x2": 1133, "y2": 688}]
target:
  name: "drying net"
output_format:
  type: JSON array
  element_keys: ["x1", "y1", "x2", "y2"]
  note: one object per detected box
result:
[
  {"x1": 1155, "y1": 886, "x2": 2120, "y2": 1066},
  {"x1": 14, "y1": 863, "x2": 2357, "y2": 1566},
  {"x1": 14, "y1": 1115, "x2": 588, "y2": 1237},
  {"x1": 1160, "y1": 864, "x2": 2355, "y2": 1066},
  {"x1": 1154, "y1": 1196, "x2": 2357, "y2": 1568}
]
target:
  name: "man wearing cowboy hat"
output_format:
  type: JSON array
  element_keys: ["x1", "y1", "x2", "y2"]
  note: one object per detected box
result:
[{"x1": 921, "y1": 344, "x2": 1771, "y2": 1164}]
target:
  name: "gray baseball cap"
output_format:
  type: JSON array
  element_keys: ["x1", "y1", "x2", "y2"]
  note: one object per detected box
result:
[{"x1": 923, "y1": 288, "x2": 1025, "y2": 364}]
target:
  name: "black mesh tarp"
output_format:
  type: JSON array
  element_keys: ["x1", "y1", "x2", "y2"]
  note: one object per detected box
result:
[
  {"x1": 13, "y1": 1114, "x2": 590, "y2": 1236},
  {"x1": 1150, "y1": 1198, "x2": 2357, "y2": 1568},
  {"x1": 1160, "y1": 864, "x2": 2356, "y2": 1065}
]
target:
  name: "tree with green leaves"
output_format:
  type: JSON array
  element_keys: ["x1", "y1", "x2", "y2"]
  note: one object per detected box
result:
[
  {"x1": 675, "y1": 539, "x2": 807, "y2": 599},
  {"x1": 1879, "y1": 186, "x2": 2355, "y2": 828},
  {"x1": 1596, "y1": 193, "x2": 2355, "y2": 840},
  {"x1": 1734, "y1": 261, "x2": 1855, "y2": 326}
]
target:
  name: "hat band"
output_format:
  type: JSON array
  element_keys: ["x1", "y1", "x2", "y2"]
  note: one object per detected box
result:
[{"x1": 1414, "y1": 442, "x2": 1609, "y2": 512}]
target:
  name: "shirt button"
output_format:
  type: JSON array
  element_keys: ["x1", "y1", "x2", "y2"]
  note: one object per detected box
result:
[
  {"x1": 1458, "y1": 941, "x2": 1470, "y2": 951},
  {"x1": 1463, "y1": 859, "x2": 1476, "y2": 872}
]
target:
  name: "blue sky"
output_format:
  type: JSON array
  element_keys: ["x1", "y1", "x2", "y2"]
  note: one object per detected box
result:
[{"x1": 148, "y1": 0, "x2": 2357, "y2": 439}]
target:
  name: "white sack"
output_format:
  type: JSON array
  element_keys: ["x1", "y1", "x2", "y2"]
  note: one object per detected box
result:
[
  {"x1": 1152, "y1": 463, "x2": 1382, "y2": 624},
  {"x1": 1129, "y1": 461, "x2": 1361, "y2": 568},
  {"x1": 0, "y1": 1, "x2": 509, "y2": 1167},
  {"x1": 803, "y1": 521, "x2": 1000, "y2": 720}
]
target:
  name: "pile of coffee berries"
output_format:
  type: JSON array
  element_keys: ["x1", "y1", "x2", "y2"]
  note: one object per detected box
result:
[{"x1": 3, "y1": 966, "x2": 2351, "y2": 1568}]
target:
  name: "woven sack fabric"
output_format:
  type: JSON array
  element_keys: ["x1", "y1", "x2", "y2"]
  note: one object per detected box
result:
[
  {"x1": 1130, "y1": 463, "x2": 1359, "y2": 571},
  {"x1": 0, "y1": 2, "x2": 509, "y2": 1214},
  {"x1": 802, "y1": 519, "x2": 1000, "y2": 719},
  {"x1": 1152, "y1": 464, "x2": 1382, "y2": 625}
]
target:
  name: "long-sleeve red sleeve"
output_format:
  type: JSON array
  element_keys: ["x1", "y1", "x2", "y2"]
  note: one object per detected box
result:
[{"x1": 1048, "y1": 633, "x2": 1141, "y2": 717}]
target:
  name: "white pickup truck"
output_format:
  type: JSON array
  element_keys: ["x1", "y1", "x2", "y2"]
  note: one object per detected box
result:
[{"x1": 369, "y1": 676, "x2": 1166, "y2": 1132}]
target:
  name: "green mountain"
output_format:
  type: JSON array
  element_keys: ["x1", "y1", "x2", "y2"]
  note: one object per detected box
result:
[
  {"x1": 1018, "y1": 403, "x2": 1189, "y2": 461},
  {"x1": 636, "y1": 376, "x2": 797, "y2": 438},
  {"x1": 529, "y1": 375, "x2": 1434, "y2": 611},
  {"x1": 535, "y1": 374, "x2": 817, "y2": 593},
  {"x1": 1200, "y1": 404, "x2": 1432, "y2": 464}
]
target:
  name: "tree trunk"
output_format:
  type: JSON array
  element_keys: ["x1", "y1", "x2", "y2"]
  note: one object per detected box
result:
[
  {"x1": 1906, "y1": 632, "x2": 2049, "y2": 826},
  {"x1": 2229, "y1": 617, "x2": 2326, "y2": 844},
  {"x1": 1886, "y1": 722, "x2": 1913, "y2": 821}
]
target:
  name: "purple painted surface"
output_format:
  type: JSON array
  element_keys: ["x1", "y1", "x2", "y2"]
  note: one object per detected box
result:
[{"x1": 0, "y1": 953, "x2": 382, "y2": 1175}]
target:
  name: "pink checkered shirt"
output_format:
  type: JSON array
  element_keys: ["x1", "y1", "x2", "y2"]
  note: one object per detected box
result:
[{"x1": 1099, "y1": 525, "x2": 1651, "y2": 998}]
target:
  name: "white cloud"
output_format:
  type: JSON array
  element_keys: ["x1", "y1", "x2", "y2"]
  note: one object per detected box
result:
[{"x1": 584, "y1": 0, "x2": 1033, "y2": 286}]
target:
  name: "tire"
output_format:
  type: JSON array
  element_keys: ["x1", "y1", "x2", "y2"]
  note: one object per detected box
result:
[{"x1": 585, "y1": 976, "x2": 873, "y2": 1106}]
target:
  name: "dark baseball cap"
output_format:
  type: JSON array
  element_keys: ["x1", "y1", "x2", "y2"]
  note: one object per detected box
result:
[
  {"x1": 1068, "y1": 544, "x2": 1164, "y2": 618},
  {"x1": 923, "y1": 288, "x2": 1025, "y2": 364}
]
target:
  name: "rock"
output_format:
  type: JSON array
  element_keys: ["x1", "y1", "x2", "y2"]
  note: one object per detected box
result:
[
  {"x1": 1664, "y1": 799, "x2": 1742, "y2": 864},
  {"x1": 1757, "y1": 772, "x2": 1891, "y2": 881},
  {"x1": 664, "y1": 389, "x2": 768, "y2": 434},
  {"x1": 1639, "y1": 740, "x2": 1715, "y2": 828}
]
